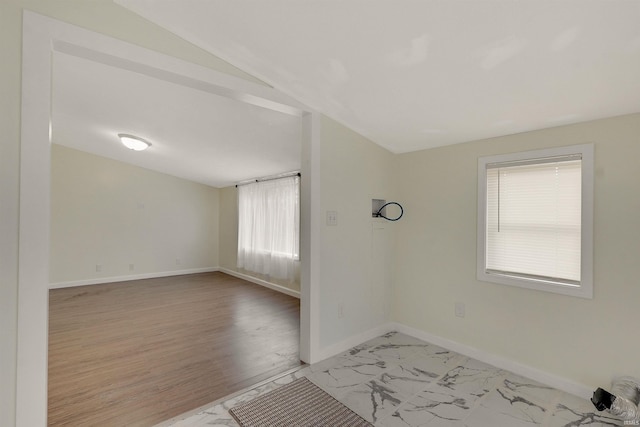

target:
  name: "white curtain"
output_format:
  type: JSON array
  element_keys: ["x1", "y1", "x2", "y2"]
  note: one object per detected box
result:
[{"x1": 237, "y1": 175, "x2": 300, "y2": 282}]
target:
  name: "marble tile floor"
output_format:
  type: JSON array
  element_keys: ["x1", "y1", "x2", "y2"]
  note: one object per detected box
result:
[{"x1": 158, "y1": 332, "x2": 622, "y2": 427}]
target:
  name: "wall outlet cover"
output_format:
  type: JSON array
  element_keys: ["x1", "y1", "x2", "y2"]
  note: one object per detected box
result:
[
  {"x1": 326, "y1": 210, "x2": 338, "y2": 226},
  {"x1": 455, "y1": 302, "x2": 466, "y2": 318}
]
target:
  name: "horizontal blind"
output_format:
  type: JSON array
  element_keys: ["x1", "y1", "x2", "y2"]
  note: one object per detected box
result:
[{"x1": 485, "y1": 158, "x2": 582, "y2": 283}]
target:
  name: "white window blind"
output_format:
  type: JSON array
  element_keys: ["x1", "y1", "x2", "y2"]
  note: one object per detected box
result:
[
  {"x1": 237, "y1": 175, "x2": 300, "y2": 282},
  {"x1": 485, "y1": 156, "x2": 582, "y2": 285}
]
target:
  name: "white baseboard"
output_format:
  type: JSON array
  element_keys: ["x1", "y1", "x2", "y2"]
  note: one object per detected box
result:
[
  {"x1": 312, "y1": 321, "x2": 592, "y2": 400},
  {"x1": 48, "y1": 267, "x2": 220, "y2": 289},
  {"x1": 315, "y1": 322, "x2": 396, "y2": 363},
  {"x1": 48, "y1": 271, "x2": 592, "y2": 401},
  {"x1": 218, "y1": 267, "x2": 301, "y2": 299},
  {"x1": 390, "y1": 322, "x2": 593, "y2": 400}
]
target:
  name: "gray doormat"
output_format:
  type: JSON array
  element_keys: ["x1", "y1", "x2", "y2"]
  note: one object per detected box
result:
[{"x1": 229, "y1": 377, "x2": 373, "y2": 427}]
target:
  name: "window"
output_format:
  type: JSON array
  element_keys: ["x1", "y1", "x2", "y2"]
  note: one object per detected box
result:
[
  {"x1": 237, "y1": 175, "x2": 300, "y2": 282},
  {"x1": 477, "y1": 144, "x2": 594, "y2": 298}
]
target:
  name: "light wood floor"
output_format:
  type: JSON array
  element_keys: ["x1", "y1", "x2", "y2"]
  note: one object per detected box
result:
[{"x1": 48, "y1": 272, "x2": 301, "y2": 426}]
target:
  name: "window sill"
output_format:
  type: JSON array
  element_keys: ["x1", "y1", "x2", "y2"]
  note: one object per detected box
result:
[{"x1": 477, "y1": 269, "x2": 593, "y2": 299}]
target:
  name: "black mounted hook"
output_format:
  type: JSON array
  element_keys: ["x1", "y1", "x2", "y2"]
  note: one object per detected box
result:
[{"x1": 374, "y1": 201, "x2": 404, "y2": 221}]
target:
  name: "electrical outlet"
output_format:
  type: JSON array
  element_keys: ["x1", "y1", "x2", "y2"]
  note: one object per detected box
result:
[
  {"x1": 96, "y1": 264, "x2": 102, "y2": 273},
  {"x1": 326, "y1": 211, "x2": 338, "y2": 226},
  {"x1": 176, "y1": 258, "x2": 181, "y2": 266},
  {"x1": 455, "y1": 302, "x2": 466, "y2": 318},
  {"x1": 338, "y1": 302, "x2": 344, "y2": 318},
  {"x1": 129, "y1": 263, "x2": 134, "y2": 272}
]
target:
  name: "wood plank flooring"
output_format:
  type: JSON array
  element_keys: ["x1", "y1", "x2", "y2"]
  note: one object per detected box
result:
[{"x1": 48, "y1": 272, "x2": 301, "y2": 426}]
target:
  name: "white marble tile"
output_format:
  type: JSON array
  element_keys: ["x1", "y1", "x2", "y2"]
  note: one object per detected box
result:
[
  {"x1": 377, "y1": 365, "x2": 441, "y2": 397},
  {"x1": 377, "y1": 360, "x2": 504, "y2": 427},
  {"x1": 549, "y1": 391, "x2": 622, "y2": 427},
  {"x1": 355, "y1": 332, "x2": 433, "y2": 364},
  {"x1": 218, "y1": 382, "x2": 279, "y2": 408},
  {"x1": 270, "y1": 369, "x2": 305, "y2": 385},
  {"x1": 463, "y1": 386, "x2": 548, "y2": 427},
  {"x1": 379, "y1": 401, "x2": 437, "y2": 427},
  {"x1": 498, "y1": 372, "x2": 560, "y2": 408},
  {"x1": 308, "y1": 353, "x2": 353, "y2": 373},
  {"x1": 376, "y1": 348, "x2": 461, "y2": 397},
  {"x1": 386, "y1": 385, "x2": 475, "y2": 426},
  {"x1": 422, "y1": 417, "x2": 467, "y2": 427},
  {"x1": 306, "y1": 371, "x2": 365, "y2": 399},
  {"x1": 412, "y1": 342, "x2": 463, "y2": 364},
  {"x1": 189, "y1": 410, "x2": 238, "y2": 427},
  {"x1": 367, "y1": 332, "x2": 431, "y2": 347},
  {"x1": 161, "y1": 333, "x2": 626, "y2": 427},
  {"x1": 311, "y1": 351, "x2": 392, "y2": 375},
  {"x1": 435, "y1": 358, "x2": 504, "y2": 402},
  {"x1": 339, "y1": 340, "x2": 379, "y2": 359},
  {"x1": 339, "y1": 378, "x2": 410, "y2": 424},
  {"x1": 378, "y1": 347, "x2": 463, "y2": 402},
  {"x1": 166, "y1": 403, "x2": 239, "y2": 427},
  {"x1": 292, "y1": 364, "x2": 312, "y2": 378},
  {"x1": 306, "y1": 354, "x2": 395, "y2": 398},
  {"x1": 167, "y1": 413, "x2": 216, "y2": 427}
]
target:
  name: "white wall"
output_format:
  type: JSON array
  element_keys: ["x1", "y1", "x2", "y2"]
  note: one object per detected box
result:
[
  {"x1": 50, "y1": 145, "x2": 219, "y2": 285},
  {"x1": 218, "y1": 185, "x2": 301, "y2": 293},
  {"x1": 1, "y1": 2, "x2": 261, "y2": 425},
  {"x1": 319, "y1": 115, "x2": 396, "y2": 349},
  {"x1": 392, "y1": 113, "x2": 640, "y2": 390}
]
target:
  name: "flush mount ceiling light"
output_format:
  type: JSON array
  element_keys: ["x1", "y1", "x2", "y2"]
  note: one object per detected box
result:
[{"x1": 118, "y1": 133, "x2": 151, "y2": 151}]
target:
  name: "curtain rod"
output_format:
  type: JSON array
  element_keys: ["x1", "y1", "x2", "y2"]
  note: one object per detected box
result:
[{"x1": 235, "y1": 172, "x2": 300, "y2": 188}]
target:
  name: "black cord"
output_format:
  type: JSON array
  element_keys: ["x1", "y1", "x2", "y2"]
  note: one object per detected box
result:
[{"x1": 375, "y1": 202, "x2": 403, "y2": 221}]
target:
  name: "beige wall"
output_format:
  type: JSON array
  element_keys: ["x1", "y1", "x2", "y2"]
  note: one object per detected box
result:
[
  {"x1": 0, "y1": 1, "x2": 260, "y2": 425},
  {"x1": 219, "y1": 186, "x2": 239, "y2": 272},
  {"x1": 319, "y1": 115, "x2": 396, "y2": 348},
  {"x1": 218, "y1": 185, "x2": 301, "y2": 293},
  {"x1": 5, "y1": 1, "x2": 638, "y2": 425},
  {"x1": 0, "y1": 3, "x2": 21, "y2": 425},
  {"x1": 392, "y1": 113, "x2": 640, "y2": 389},
  {"x1": 50, "y1": 145, "x2": 219, "y2": 284}
]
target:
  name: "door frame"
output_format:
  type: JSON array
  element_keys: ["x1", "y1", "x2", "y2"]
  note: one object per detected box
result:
[{"x1": 18, "y1": 11, "x2": 321, "y2": 426}]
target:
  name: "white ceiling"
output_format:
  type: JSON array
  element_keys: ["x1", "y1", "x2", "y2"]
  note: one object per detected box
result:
[
  {"x1": 118, "y1": 0, "x2": 640, "y2": 153},
  {"x1": 52, "y1": 51, "x2": 302, "y2": 188}
]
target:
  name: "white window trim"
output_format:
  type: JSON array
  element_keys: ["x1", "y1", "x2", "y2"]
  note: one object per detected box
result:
[{"x1": 477, "y1": 143, "x2": 594, "y2": 299}]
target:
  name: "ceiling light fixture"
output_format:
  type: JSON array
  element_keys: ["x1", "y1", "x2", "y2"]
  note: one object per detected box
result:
[{"x1": 118, "y1": 133, "x2": 151, "y2": 151}]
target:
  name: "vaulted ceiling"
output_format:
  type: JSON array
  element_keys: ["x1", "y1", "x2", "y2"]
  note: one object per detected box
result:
[
  {"x1": 117, "y1": 0, "x2": 640, "y2": 153},
  {"x1": 55, "y1": 1, "x2": 640, "y2": 189},
  {"x1": 52, "y1": 51, "x2": 302, "y2": 188}
]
